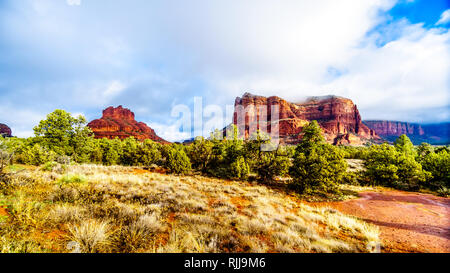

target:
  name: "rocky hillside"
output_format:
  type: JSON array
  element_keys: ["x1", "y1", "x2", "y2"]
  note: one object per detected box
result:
[
  {"x1": 232, "y1": 93, "x2": 379, "y2": 145},
  {"x1": 88, "y1": 106, "x2": 168, "y2": 143},
  {"x1": 364, "y1": 120, "x2": 450, "y2": 145},
  {"x1": 0, "y1": 123, "x2": 12, "y2": 137}
]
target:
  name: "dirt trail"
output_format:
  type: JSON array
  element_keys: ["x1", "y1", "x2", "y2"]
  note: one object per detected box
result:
[{"x1": 312, "y1": 190, "x2": 450, "y2": 253}]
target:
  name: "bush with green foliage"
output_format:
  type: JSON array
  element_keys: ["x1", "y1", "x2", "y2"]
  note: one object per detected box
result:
[
  {"x1": 20, "y1": 143, "x2": 56, "y2": 166},
  {"x1": 120, "y1": 137, "x2": 140, "y2": 166},
  {"x1": 339, "y1": 145, "x2": 370, "y2": 159},
  {"x1": 101, "y1": 138, "x2": 122, "y2": 166},
  {"x1": 5, "y1": 108, "x2": 449, "y2": 197},
  {"x1": 363, "y1": 138, "x2": 429, "y2": 190},
  {"x1": 394, "y1": 134, "x2": 417, "y2": 158},
  {"x1": 242, "y1": 131, "x2": 290, "y2": 181},
  {"x1": 229, "y1": 156, "x2": 250, "y2": 180},
  {"x1": 254, "y1": 150, "x2": 290, "y2": 182},
  {"x1": 34, "y1": 110, "x2": 92, "y2": 156},
  {"x1": 202, "y1": 125, "x2": 252, "y2": 179},
  {"x1": 138, "y1": 139, "x2": 162, "y2": 167},
  {"x1": 418, "y1": 148, "x2": 449, "y2": 189},
  {"x1": 161, "y1": 145, "x2": 192, "y2": 175},
  {"x1": 0, "y1": 138, "x2": 13, "y2": 176},
  {"x1": 187, "y1": 136, "x2": 213, "y2": 172},
  {"x1": 289, "y1": 121, "x2": 347, "y2": 194}
]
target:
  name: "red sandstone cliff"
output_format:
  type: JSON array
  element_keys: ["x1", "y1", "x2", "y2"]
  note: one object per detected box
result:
[
  {"x1": 363, "y1": 120, "x2": 449, "y2": 145},
  {"x1": 232, "y1": 93, "x2": 379, "y2": 145},
  {"x1": 0, "y1": 123, "x2": 12, "y2": 137},
  {"x1": 363, "y1": 120, "x2": 424, "y2": 137},
  {"x1": 88, "y1": 106, "x2": 168, "y2": 143}
]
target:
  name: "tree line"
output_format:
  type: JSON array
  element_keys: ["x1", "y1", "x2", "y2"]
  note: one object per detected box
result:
[{"x1": 0, "y1": 110, "x2": 449, "y2": 196}]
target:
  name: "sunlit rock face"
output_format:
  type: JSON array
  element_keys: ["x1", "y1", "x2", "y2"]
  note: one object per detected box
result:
[
  {"x1": 233, "y1": 93, "x2": 379, "y2": 145},
  {"x1": 88, "y1": 106, "x2": 168, "y2": 143}
]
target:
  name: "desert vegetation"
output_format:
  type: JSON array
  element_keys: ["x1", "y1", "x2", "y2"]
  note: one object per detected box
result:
[
  {"x1": 3, "y1": 110, "x2": 448, "y2": 195},
  {"x1": 0, "y1": 164, "x2": 379, "y2": 253},
  {"x1": 0, "y1": 109, "x2": 449, "y2": 253}
]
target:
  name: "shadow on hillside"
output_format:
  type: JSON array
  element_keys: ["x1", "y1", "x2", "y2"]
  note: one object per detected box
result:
[
  {"x1": 255, "y1": 179, "x2": 360, "y2": 202},
  {"x1": 363, "y1": 219, "x2": 450, "y2": 240},
  {"x1": 361, "y1": 192, "x2": 450, "y2": 207}
]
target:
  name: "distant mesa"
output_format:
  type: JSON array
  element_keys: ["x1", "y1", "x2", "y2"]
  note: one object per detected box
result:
[
  {"x1": 0, "y1": 123, "x2": 12, "y2": 137},
  {"x1": 88, "y1": 106, "x2": 168, "y2": 143},
  {"x1": 232, "y1": 92, "x2": 380, "y2": 145},
  {"x1": 363, "y1": 120, "x2": 450, "y2": 145}
]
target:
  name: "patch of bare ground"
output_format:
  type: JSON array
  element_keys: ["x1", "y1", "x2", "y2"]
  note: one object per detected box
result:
[{"x1": 308, "y1": 189, "x2": 450, "y2": 253}]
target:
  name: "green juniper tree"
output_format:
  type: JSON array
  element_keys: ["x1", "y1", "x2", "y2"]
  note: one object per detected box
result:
[
  {"x1": 364, "y1": 136, "x2": 429, "y2": 190},
  {"x1": 289, "y1": 121, "x2": 347, "y2": 194},
  {"x1": 34, "y1": 110, "x2": 92, "y2": 158}
]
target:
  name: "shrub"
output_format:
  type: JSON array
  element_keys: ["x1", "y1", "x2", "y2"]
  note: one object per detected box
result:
[
  {"x1": 419, "y1": 149, "x2": 450, "y2": 189},
  {"x1": 394, "y1": 134, "x2": 417, "y2": 157},
  {"x1": 339, "y1": 146, "x2": 370, "y2": 160},
  {"x1": 162, "y1": 145, "x2": 192, "y2": 175},
  {"x1": 243, "y1": 131, "x2": 290, "y2": 181},
  {"x1": 21, "y1": 144, "x2": 56, "y2": 166},
  {"x1": 58, "y1": 174, "x2": 87, "y2": 185},
  {"x1": 120, "y1": 137, "x2": 140, "y2": 166},
  {"x1": 363, "y1": 142, "x2": 429, "y2": 190},
  {"x1": 289, "y1": 121, "x2": 347, "y2": 193},
  {"x1": 290, "y1": 144, "x2": 347, "y2": 194},
  {"x1": 436, "y1": 187, "x2": 450, "y2": 197},
  {"x1": 101, "y1": 138, "x2": 121, "y2": 166},
  {"x1": 68, "y1": 219, "x2": 111, "y2": 253},
  {"x1": 40, "y1": 161, "x2": 59, "y2": 172},
  {"x1": 204, "y1": 126, "x2": 251, "y2": 179},
  {"x1": 187, "y1": 137, "x2": 213, "y2": 172},
  {"x1": 0, "y1": 146, "x2": 13, "y2": 177},
  {"x1": 138, "y1": 140, "x2": 162, "y2": 167},
  {"x1": 253, "y1": 150, "x2": 290, "y2": 182},
  {"x1": 229, "y1": 156, "x2": 250, "y2": 180}
]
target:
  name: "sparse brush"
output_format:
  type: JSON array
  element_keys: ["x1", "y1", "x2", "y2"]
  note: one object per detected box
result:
[
  {"x1": 1, "y1": 164, "x2": 381, "y2": 253},
  {"x1": 58, "y1": 174, "x2": 86, "y2": 185},
  {"x1": 67, "y1": 219, "x2": 112, "y2": 253},
  {"x1": 49, "y1": 205, "x2": 83, "y2": 224},
  {"x1": 49, "y1": 186, "x2": 80, "y2": 203},
  {"x1": 0, "y1": 237, "x2": 44, "y2": 253},
  {"x1": 136, "y1": 213, "x2": 165, "y2": 233},
  {"x1": 437, "y1": 186, "x2": 450, "y2": 197}
]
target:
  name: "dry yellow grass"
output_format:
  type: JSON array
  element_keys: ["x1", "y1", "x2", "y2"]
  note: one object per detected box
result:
[{"x1": 0, "y1": 164, "x2": 380, "y2": 253}]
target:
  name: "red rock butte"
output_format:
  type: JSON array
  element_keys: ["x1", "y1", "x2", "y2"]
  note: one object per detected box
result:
[
  {"x1": 363, "y1": 120, "x2": 425, "y2": 137},
  {"x1": 88, "y1": 106, "x2": 168, "y2": 143},
  {"x1": 0, "y1": 123, "x2": 12, "y2": 137},
  {"x1": 232, "y1": 92, "x2": 380, "y2": 145}
]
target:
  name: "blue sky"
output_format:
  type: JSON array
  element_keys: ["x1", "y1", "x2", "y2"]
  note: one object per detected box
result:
[{"x1": 0, "y1": 0, "x2": 449, "y2": 141}]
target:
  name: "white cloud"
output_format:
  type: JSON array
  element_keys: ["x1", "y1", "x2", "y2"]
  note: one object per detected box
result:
[
  {"x1": 103, "y1": 81, "x2": 126, "y2": 99},
  {"x1": 1, "y1": 0, "x2": 449, "y2": 137},
  {"x1": 148, "y1": 122, "x2": 191, "y2": 142},
  {"x1": 0, "y1": 106, "x2": 46, "y2": 138},
  {"x1": 436, "y1": 9, "x2": 450, "y2": 25},
  {"x1": 324, "y1": 24, "x2": 450, "y2": 122}
]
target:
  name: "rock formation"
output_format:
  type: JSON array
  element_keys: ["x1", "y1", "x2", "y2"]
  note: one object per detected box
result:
[
  {"x1": 88, "y1": 106, "x2": 168, "y2": 143},
  {"x1": 0, "y1": 123, "x2": 12, "y2": 137},
  {"x1": 232, "y1": 93, "x2": 379, "y2": 145},
  {"x1": 364, "y1": 120, "x2": 450, "y2": 145}
]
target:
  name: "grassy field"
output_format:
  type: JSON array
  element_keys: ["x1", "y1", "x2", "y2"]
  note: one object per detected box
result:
[{"x1": 0, "y1": 164, "x2": 380, "y2": 253}]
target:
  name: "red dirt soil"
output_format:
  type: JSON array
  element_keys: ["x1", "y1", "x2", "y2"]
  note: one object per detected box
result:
[
  {"x1": 311, "y1": 190, "x2": 450, "y2": 253},
  {"x1": 0, "y1": 207, "x2": 8, "y2": 217}
]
